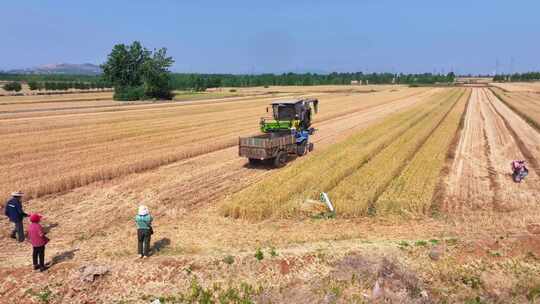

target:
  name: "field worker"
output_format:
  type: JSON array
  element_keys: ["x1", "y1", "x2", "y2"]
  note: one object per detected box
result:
[
  {"x1": 27, "y1": 214, "x2": 49, "y2": 272},
  {"x1": 135, "y1": 205, "x2": 153, "y2": 258},
  {"x1": 4, "y1": 191, "x2": 28, "y2": 242}
]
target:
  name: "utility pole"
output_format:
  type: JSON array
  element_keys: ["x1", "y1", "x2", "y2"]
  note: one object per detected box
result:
[{"x1": 510, "y1": 57, "x2": 515, "y2": 75}]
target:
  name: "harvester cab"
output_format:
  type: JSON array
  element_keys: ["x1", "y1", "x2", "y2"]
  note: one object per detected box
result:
[{"x1": 261, "y1": 98, "x2": 319, "y2": 134}]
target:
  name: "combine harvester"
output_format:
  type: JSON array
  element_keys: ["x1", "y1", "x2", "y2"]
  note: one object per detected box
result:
[{"x1": 239, "y1": 98, "x2": 319, "y2": 167}]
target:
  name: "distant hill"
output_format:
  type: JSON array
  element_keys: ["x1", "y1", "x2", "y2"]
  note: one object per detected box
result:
[{"x1": 4, "y1": 63, "x2": 102, "y2": 75}]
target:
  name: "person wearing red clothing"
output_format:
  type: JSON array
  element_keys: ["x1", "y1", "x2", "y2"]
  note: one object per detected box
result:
[{"x1": 27, "y1": 214, "x2": 49, "y2": 271}]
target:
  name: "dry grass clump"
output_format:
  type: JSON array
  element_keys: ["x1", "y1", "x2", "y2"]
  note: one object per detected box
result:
[
  {"x1": 329, "y1": 89, "x2": 464, "y2": 216},
  {"x1": 374, "y1": 89, "x2": 470, "y2": 216},
  {"x1": 221, "y1": 89, "x2": 459, "y2": 220}
]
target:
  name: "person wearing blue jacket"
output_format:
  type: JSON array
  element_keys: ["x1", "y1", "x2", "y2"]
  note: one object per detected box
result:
[{"x1": 4, "y1": 191, "x2": 28, "y2": 242}]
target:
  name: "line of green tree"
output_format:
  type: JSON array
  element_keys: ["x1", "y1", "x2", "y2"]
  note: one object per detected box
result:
[
  {"x1": 493, "y1": 72, "x2": 540, "y2": 82},
  {"x1": 2, "y1": 82, "x2": 22, "y2": 92},
  {"x1": 169, "y1": 72, "x2": 456, "y2": 91},
  {"x1": 0, "y1": 73, "x2": 101, "y2": 82},
  {"x1": 27, "y1": 81, "x2": 111, "y2": 91},
  {"x1": 2, "y1": 68, "x2": 456, "y2": 94}
]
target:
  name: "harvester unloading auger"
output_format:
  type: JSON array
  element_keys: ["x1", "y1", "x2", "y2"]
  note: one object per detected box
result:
[{"x1": 238, "y1": 98, "x2": 319, "y2": 167}]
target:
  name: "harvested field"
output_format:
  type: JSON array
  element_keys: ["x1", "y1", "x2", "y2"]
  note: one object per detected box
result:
[
  {"x1": 443, "y1": 88, "x2": 540, "y2": 214},
  {"x1": 491, "y1": 87, "x2": 540, "y2": 131},
  {"x1": 2, "y1": 86, "x2": 540, "y2": 303},
  {"x1": 0, "y1": 88, "x2": 431, "y2": 201},
  {"x1": 490, "y1": 81, "x2": 540, "y2": 93},
  {"x1": 0, "y1": 92, "x2": 113, "y2": 105}
]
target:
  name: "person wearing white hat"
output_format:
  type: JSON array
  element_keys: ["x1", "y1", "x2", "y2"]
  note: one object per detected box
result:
[
  {"x1": 135, "y1": 205, "x2": 153, "y2": 258},
  {"x1": 4, "y1": 191, "x2": 28, "y2": 242}
]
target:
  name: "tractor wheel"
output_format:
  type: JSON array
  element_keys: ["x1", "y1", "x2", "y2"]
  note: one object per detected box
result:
[
  {"x1": 273, "y1": 151, "x2": 288, "y2": 168},
  {"x1": 296, "y1": 142, "x2": 308, "y2": 156},
  {"x1": 308, "y1": 143, "x2": 314, "y2": 152}
]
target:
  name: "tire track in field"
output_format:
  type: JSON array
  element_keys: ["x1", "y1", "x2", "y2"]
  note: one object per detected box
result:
[{"x1": 478, "y1": 97, "x2": 503, "y2": 209}]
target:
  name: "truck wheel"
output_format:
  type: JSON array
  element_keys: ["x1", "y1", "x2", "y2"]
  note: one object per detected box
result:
[
  {"x1": 248, "y1": 158, "x2": 261, "y2": 165},
  {"x1": 273, "y1": 151, "x2": 288, "y2": 168},
  {"x1": 297, "y1": 142, "x2": 308, "y2": 156},
  {"x1": 308, "y1": 143, "x2": 314, "y2": 152}
]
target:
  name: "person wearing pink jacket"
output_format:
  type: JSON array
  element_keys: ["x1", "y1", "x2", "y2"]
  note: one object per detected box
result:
[{"x1": 27, "y1": 214, "x2": 49, "y2": 272}]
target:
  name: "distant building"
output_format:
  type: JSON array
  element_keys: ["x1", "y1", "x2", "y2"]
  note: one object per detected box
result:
[{"x1": 350, "y1": 80, "x2": 359, "y2": 85}]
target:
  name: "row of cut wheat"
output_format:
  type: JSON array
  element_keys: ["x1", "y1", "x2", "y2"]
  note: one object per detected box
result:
[{"x1": 221, "y1": 88, "x2": 465, "y2": 220}]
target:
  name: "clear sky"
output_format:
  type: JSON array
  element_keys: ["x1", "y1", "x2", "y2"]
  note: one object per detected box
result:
[{"x1": 1, "y1": 0, "x2": 539, "y2": 74}]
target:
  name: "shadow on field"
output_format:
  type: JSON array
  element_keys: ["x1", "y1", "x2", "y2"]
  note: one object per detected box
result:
[
  {"x1": 151, "y1": 238, "x2": 171, "y2": 255},
  {"x1": 51, "y1": 248, "x2": 79, "y2": 266},
  {"x1": 242, "y1": 155, "x2": 298, "y2": 170}
]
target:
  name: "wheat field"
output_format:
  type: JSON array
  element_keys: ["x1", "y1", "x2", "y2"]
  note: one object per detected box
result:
[
  {"x1": 221, "y1": 88, "x2": 465, "y2": 219},
  {"x1": 0, "y1": 87, "x2": 430, "y2": 200}
]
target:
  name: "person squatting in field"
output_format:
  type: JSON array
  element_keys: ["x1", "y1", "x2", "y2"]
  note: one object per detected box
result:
[
  {"x1": 135, "y1": 205, "x2": 153, "y2": 258},
  {"x1": 511, "y1": 160, "x2": 529, "y2": 183},
  {"x1": 4, "y1": 191, "x2": 28, "y2": 242},
  {"x1": 27, "y1": 213, "x2": 49, "y2": 272}
]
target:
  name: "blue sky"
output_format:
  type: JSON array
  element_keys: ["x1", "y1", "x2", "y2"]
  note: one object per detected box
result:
[{"x1": 1, "y1": 0, "x2": 539, "y2": 74}]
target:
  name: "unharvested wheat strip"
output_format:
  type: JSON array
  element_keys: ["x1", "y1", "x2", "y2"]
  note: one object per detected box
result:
[
  {"x1": 221, "y1": 89, "x2": 455, "y2": 220},
  {"x1": 374, "y1": 89, "x2": 470, "y2": 217},
  {"x1": 329, "y1": 89, "x2": 463, "y2": 217}
]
